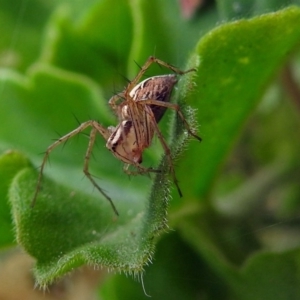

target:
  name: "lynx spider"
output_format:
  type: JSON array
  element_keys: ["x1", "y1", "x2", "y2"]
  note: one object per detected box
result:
[{"x1": 31, "y1": 56, "x2": 201, "y2": 216}]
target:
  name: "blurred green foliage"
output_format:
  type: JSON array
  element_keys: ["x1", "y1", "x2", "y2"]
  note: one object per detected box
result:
[{"x1": 1, "y1": 0, "x2": 300, "y2": 299}]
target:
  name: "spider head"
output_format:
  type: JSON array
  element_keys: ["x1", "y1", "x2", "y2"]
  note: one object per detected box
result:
[{"x1": 106, "y1": 120, "x2": 143, "y2": 164}]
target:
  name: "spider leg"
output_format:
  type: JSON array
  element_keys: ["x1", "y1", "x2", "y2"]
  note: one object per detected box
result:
[
  {"x1": 137, "y1": 99, "x2": 202, "y2": 142},
  {"x1": 126, "y1": 56, "x2": 196, "y2": 94},
  {"x1": 123, "y1": 163, "x2": 160, "y2": 176},
  {"x1": 132, "y1": 98, "x2": 200, "y2": 197},
  {"x1": 149, "y1": 114, "x2": 183, "y2": 197},
  {"x1": 108, "y1": 92, "x2": 124, "y2": 116},
  {"x1": 83, "y1": 127, "x2": 119, "y2": 216},
  {"x1": 31, "y1": 121, "x2": 95, "y2": 207},
  {"x1": 31, "y1": 121, "x2": 117, "y2": 214}
]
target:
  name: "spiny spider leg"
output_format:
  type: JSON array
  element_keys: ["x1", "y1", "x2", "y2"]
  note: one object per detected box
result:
[
  {"x1": 123, "y1": 163, "x2": 160, "y2": 176},
  {"x1": 136, "y1": 99, "x2": 202, "y2": 142},
  {"x1": 83, "y1": 127, "x2": 119, "y2": 216},
  {"x1": 132, "y1": 97, "x2": 201, "y2": 197},
  {"x1": 31, "y1": 120, "x2": 117, "y2": 214},
  {"x1": 108, "y1": 92, "x2": 124, "y2": 114},
  {"x1": 125, "y1": 56, "x2": 195, "y2": 94},
  {"x1": 149, "y1": 113, "x2": 183, "y2": 197},
  {"x1": 108, "y1": 56, "x2": 195, "y2": 110}
]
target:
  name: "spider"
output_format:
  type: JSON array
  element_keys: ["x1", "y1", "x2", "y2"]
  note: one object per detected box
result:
[{"x1": 31, "y1": 56, "x2": 201, "y2": 216}]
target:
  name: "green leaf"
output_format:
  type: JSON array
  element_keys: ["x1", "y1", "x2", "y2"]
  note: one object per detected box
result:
[
  {"x1": 10, "y1": 167, "x2": 147, "y2": 283},
  {"x1": 216, "y1": 0, "x2": 294, "y2": 20},
  {"x1": 0, "y1": 151, "x2": 31, "y2": 247},
  {"x1": 3, "y1": 4, "x2": 300, "y2": 293},
  {"x1": 232, "y1": 250, "x2": 300, "y2": 300},
  {"x1": 5, "y1": 58, "x2": 197, "y2": 285},
  {"x1": 174, "y1": 6, "x2": 300, "y2": 205},
  {"x1": 39, "y1": 0, "x2": 215, "y2": 84},
  {"x1": 173, "y1": 6, "x2": 300, "y2": 300},
  {"x1": 126, "y1": 0, "x2": 173, "y2": 77},
  {"x1": 216, "y1": 0, "x2": 256, "y2": 20},
  {"x1": 0, "y1": 0, "x2": 50, "y2": 71},
  {"x1": 100, "y1": 232, "x2": 226, "y2": 299},
  {"x1": 0, "y1": 64, "x2": 111, "y2": 161},
  {"x1": 179, "y1": 218, "x2": 300, "y2": 300},
  {"x1": 40, "y1": 0, "x2": 133, "y2": 86}
]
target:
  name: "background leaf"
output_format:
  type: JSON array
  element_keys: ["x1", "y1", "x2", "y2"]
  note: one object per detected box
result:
[{"x1": 173, "y1": 6, "x2": 300, "y2": 204}]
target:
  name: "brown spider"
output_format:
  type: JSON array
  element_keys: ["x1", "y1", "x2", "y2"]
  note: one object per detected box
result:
[{"x1": 31, "y1": 56, "x2": 201, "y2": 216}]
